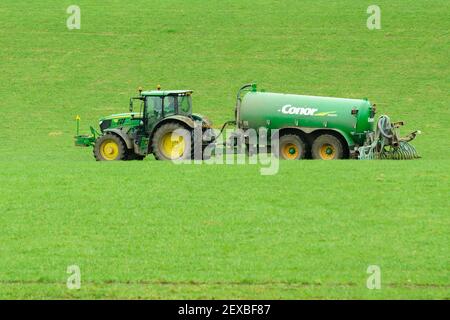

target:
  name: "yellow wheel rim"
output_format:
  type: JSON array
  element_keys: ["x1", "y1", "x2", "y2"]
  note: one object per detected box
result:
[
  {"x1": 319, "y1": 144, "x2": 336, "y2": 160},
  {"x1": 100, "y1": 140, "x2": 119, "y2": 160},
  {"x1": 160, "y1": 132, "x2": 186, "y2": 159},
  {"x1": 281, "y1": 143, "x2": 299, "y2": 160}
]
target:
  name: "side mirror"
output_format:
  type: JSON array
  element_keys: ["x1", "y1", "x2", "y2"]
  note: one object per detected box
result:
[{"x1": 129, "y1": 98, "x2": 133, "y2": 112}]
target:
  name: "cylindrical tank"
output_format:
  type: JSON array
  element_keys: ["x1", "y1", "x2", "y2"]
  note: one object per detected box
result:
[{"x1": 239, "y1": 91, "x2": 375, "y2": 146}]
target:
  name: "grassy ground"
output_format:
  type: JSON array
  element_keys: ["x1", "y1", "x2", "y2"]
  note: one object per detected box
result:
[{"x1": 0, "y1": 0, "x2": 449, "y2": 299}]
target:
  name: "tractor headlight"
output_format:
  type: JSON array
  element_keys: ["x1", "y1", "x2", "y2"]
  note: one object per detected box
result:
[{"x1": 99, "y1": 119, "x2": 111, "y2": 132}]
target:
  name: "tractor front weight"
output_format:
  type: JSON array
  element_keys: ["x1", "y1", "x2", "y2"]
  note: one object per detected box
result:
[{"x1": 74, "y1": 116, "x2": 100, "y2": 147}]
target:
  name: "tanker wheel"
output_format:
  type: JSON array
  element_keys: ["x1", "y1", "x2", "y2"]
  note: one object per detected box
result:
[
  {"x1": 279, "y1": 134, "x2": 306, "y2": 160},
  {"x1": 93, "y1": 133, "x2": 127, "y2": 161},
  {"x1": 152, "y1": 122, "x2": 193, "y2": 160},
  {"x1": 311, "y1": 134, "x2": 344, "y2": 160}
]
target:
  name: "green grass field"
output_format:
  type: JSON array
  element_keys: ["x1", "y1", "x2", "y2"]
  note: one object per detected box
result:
[{"x1": 0, "y1": 0, "x2": 448, "y2": 299}]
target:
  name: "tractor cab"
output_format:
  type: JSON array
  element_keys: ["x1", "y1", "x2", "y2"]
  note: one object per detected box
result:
[
  {"x1": 141, "y1": 90, "x2": 193, "y2": 118},
  {"x1": 130, "y1": 90, "x2": 193, "y2": 121},
  {"x1": 128, "y1": 89, "x2": 195, "y2": 135}
]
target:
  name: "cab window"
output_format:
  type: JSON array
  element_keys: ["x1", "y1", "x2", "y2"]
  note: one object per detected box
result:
[
  {"x1": 178, "y1": 94, "x2": 191, "y2": 114},
  {"x1": 146, "y1": 96, "x2": 162, "y2": 118},
  {"x1": 163, "y1": 96, "x2": 177, "y2": 116}
]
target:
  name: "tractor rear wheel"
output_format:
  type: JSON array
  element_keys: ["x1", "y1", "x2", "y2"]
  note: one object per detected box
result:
[
  {"x1": 278, "y1": 134, "x2": 307, "y2": 160},
  {"x1": 152, "y1": 122, "x2": 193, "y2": 160},
  {"x1": 311, "y1": 134, "x2": 344, "y2": 160},
  {"x1": 93, "y1": 133, "x2": 127, "y2": 161}
]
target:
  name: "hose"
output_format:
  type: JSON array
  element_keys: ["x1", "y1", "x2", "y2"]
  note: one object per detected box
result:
[
  {"x1": 358, "y1": 115, "x2": 420, "y2": 160},
  {"x1": 210, "y1": 120, "x2": 236, "y2": 143},
  {"x1": 377, "y1": 115, "x2": 393, "y2": 139}
]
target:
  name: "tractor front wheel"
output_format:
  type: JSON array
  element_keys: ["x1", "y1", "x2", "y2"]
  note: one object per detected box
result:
[{"x1": 93, "y1": 133, "x2": 127, "y2": 161}]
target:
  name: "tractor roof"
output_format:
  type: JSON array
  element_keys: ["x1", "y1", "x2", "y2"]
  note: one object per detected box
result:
[{"x1": 140, "y1": 90, "x2": 193, "y2": 97}]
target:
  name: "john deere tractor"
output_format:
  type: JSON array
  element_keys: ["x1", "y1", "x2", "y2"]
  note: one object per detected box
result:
[{"x1": 75, "y1": 87, "x2": 212, "y2": 161}]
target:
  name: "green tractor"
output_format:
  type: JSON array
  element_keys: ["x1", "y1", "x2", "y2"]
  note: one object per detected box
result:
[{"x1": 75, "y1": 87, "x2": 212, "y2": 161}]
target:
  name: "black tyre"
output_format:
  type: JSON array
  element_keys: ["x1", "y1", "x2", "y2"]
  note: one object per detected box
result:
[
  {"x1": 152, "y1": 122, "x2": 193, "y2": 160},
  {"x1": 311, "y1": 134, "x2": 344, "y2": 160},
  {"x1": 278, "y1": 134, "x2": 307, "y2": 160},
  {"x1": 93, "y1": 133, "x2": 127, "y2": 161}
]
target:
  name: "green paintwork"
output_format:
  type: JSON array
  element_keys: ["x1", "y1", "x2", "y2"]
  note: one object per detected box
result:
[
  {"x1": 99, "y1": 112, "x2": 143, "y2": 130},
  {"x1": 239, "y1": 90, "x2": 376, "y2": 147}
]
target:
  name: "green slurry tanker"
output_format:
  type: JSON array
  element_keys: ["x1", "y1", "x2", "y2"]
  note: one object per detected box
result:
[{"x1": 75, "y1": 83, "x2": 420, "y2": 160}]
